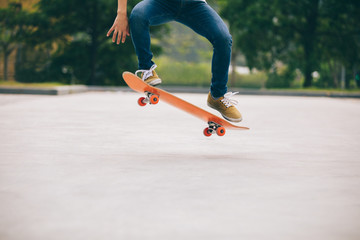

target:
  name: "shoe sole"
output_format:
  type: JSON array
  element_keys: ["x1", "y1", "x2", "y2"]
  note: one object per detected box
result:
[
  {"x1": 146, "y1": 78, "x2": 162, "y2": 86},
  {"x1": 222, "y1": 114, "x2": 243, "y2": 123}
]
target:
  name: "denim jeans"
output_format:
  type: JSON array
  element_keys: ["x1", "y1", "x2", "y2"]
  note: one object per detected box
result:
[{"x1": 129, "y1": 0, "x2": 232, "y2": 98}]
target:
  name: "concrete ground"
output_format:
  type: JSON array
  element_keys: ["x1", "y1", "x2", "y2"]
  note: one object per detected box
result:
[{"x1": 0, "y1": 92, "x2": 360, "y2": 240}]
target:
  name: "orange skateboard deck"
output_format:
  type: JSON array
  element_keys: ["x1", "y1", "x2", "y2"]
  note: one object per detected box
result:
[{"x1": 122, "y1": 72, "x2": 249, "y2": 136}]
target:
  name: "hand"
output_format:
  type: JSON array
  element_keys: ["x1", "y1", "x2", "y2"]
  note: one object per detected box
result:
[{"x1": 107, "y1": 14, "x2": 130, "y2": 44}]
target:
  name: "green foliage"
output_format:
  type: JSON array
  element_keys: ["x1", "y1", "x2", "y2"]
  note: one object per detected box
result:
[
  {"x1": 157, "y1": 56, "x2": 267, "y2": 89},
  {"x1": 266, "y1": 72, "x2": 294, "y2": 89},
  {"x1": 26, "y1": 0, "x2": 140, "y2": 85},
  {"x1": 221, "y1": 0, "x2": 360, "y2": 89},
  {"x1": 264, "y1": 64, "x2": 297, "y2": 88},
  {"x1": 10, "y1": 0, "x2": 162, "y2": 86},
  {"x1": 0, "y1": 80, "x2": 64, "y2": 87},
  {"x1": 3, "y1": 0, "x2": 360, "y2": 90},
  {"x1": 155, "y1": 57, "x2": 211, "y2": 87},
  {"x1": 160, "y1": 22, "x2": 212, "y2": 63},
  {"x1": 0, "y1": 3, "x2": 38, "y2": 81},
  {"x1": 230, "y1": 72, "x2": 266, "y2": 89}
]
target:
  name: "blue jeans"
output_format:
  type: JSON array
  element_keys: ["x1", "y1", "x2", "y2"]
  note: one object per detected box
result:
[{"x1": 129, "y1": 0, "x2": 232, "y2": 98}]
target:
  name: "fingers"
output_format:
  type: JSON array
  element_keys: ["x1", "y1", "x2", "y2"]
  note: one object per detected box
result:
[
  {"x1": 121, "y1": 31, "x2": 127, "y2": 44},
  {"x1": 106, "y1": 26, "x2": 114, "y2": 37},
  {"x1": 122, "y1": 27, "x2": 130, "y2": 43},
  {"x1": 117, "y1": 31, "x2": 122, "y2": 44},
  {"x1": 113, "y1": 30, "x2": 119, "y2": 43},
  {"x1": 107, "y1": 16, "x2": 129, "y2": 44},
  {"x1": 107, "y1": 27, "x2": 129, "y2": 44}
]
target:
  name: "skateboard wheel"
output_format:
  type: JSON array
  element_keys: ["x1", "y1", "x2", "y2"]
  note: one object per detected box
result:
[
  {"x1": 216, "y1": 127, "x2": 226, "y2": 136},
  {"x1": 138, "y1": 97, "x2": 147, "y2": 106},
  {"x1": 149, "y1": 94, "x2": 159, "y2": 105},
  {"x1": 203, "y1": 127, "x2": 212, "y2": 137}
]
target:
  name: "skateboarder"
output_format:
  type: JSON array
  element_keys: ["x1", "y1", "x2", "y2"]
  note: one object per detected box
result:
[{"x1": 107, "y1": 0, "x2": 242, "y2": 122}]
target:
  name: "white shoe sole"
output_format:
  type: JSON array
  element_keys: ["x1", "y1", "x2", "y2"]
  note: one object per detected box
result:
[
  {"x1": 146, "y1": 78, "x2": 162, "y2": 86},
  {"x1": 222, "y1": 114, "x2": 243, "y2": 123}
]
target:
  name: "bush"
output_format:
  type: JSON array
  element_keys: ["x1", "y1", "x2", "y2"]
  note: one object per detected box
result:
[
  {"x1": 155, "y1": 57, "x2": 269, "y2": 89},
  {"x1": 229, "y1": 71, "x2": 266, "y2": 89},
  {"x1": 265, "y1": 66, "x2": 296, "y2": 88},
  {"x1": 155, "y1": 57, "x2": 212, "y2": 87}
]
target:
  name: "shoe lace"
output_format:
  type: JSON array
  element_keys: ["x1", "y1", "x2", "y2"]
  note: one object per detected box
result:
[
  {"x1": 135, "y1": 64, "x2": 157, "y2": 81},
  {"x1": 221, "y1": 92, "x2": 239, "y2": 108}
]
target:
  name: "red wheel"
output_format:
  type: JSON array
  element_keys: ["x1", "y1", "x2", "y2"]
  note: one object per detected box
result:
[
  {"x1": 203, "y1": 127, "x2": 212, "y2": 137},
  {"x1": 149, "y1": 94, "x2": 159, "y2": 105},
  {"x1": 216, "y1": 127, "x2": 226, "y2": 136},
  {"x1": 138, "y1": 97, "x2": 147, "y2": 106}
]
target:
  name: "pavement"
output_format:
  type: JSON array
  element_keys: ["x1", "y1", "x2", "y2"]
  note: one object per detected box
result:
[{"x1": 0, "y1": 92, "x2": 360, "y2": 240}]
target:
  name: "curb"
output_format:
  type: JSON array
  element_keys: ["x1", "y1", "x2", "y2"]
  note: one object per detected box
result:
[{"x1": 0, "y1": 85, "x2": 88, "y2": 95}]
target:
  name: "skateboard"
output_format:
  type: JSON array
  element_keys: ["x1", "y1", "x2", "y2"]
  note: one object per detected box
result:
[{"x1": 122, "y1": 72, "x2": 249, "y2": 137}]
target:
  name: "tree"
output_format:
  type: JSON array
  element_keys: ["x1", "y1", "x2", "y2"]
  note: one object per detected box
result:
[
  {"x1": 220, "y1": 0, "x2": 360, "y2": 88},
  {"x1": 221, "y1": 0, "x2": 320, "y2": 87},
  {"x1": 24, "y1": 0, "x2": 165, "y2": 86},
  {"x1": 30, "y1": 0, "x2": 136, "y2": 85},
  {"x1": 0, "y1": 3, "x2": 31, "y2": 81},
  {"x1": 317, "y1": 0, "x2": 360, "y2": 88}
]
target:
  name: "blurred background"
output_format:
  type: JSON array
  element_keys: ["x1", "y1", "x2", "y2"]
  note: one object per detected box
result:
[{"x1": 0, "y1": 0, "x2": 359, "y2": 90}]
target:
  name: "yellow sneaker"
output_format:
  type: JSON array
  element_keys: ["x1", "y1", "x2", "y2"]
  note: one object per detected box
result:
[
  {"x1": 135, "y1": 64, "x2": 162, "y2": 86},
  {"x1": 207, "y1": 92, "x2": 243, "y2": 122}
]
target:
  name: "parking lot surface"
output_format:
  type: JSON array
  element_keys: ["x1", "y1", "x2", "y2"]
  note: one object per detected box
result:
[{"x1": 0, "y1": 92, "x2": 359, "y2": 240}]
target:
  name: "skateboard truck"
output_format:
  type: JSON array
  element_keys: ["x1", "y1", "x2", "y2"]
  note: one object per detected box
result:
[
  {"x1": 204, "y1": 121, "x2": 226, "y2": 137},
  {"x1": 138, "y1": 91, "x2": 160, "y2": 106}
]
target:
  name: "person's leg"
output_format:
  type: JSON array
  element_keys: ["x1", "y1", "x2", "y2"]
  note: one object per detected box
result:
[
  {"x1": 176, "y1": 0, "x2": 232, "y2": 98},
  {"x1": 129, "y1": 0, "x2": 177, "y2": 70},
  {"x1": 175, "y1": 1, "x2": 241, "y2": 122}
]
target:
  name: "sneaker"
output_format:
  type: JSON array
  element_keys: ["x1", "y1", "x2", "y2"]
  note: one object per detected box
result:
[
  {"x1": 135, "y1": 64, "x2": 162, "y2": 86},
  {"x1": 207, "y1": 92, "x2": 243, "y2": 122}
]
